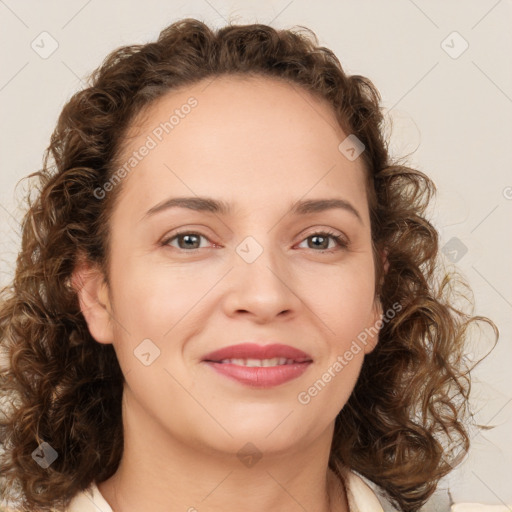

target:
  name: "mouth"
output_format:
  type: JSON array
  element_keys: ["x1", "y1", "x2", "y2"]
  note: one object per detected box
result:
[{"x1": 201, "y1": 343, "x2": 313, "y2": 388}]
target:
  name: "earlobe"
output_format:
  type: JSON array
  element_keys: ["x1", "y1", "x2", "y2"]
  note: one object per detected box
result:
[
  {"x1": 378, "y1": 247, "x2": 389, "y2": 290},
  {"x1": 71, "y1": 259, "x2": 114, "y2": 344},
  {"x1": 382, "y1": 248, "x2": 389, "y2": 274}
]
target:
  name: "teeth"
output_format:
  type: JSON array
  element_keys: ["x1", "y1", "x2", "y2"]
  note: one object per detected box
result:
[{"x1": 219, "y1": 357, "x2": 294, "y2": 367}]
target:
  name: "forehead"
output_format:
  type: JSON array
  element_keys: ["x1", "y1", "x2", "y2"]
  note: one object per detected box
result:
[
  {"x1": 111, "y1": 74, "x2": 369, "y2": 220},
  {"x1": 124, "y1": 73, "x2": 347, "y2": 153}
]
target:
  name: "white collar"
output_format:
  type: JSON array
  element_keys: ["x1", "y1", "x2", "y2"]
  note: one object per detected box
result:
[
  {"x1": 66, "y1": 466, "x2": 386, "y2": 512},
  {"x1": 336, "y1": 462, "x2": 386, "y2": 511}
]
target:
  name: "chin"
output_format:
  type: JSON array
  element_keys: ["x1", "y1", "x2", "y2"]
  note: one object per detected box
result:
[
  {"x1": 200, "y1": 413, "x2": 319, "y2": 454},
  {"x1": 201, "y1": 431, "x2": 306, "y2": 461}
]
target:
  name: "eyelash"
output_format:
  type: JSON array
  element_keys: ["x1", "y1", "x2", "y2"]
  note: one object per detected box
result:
[{"x1": 160, "y1": 229, "x2": 349, "y2": 253}]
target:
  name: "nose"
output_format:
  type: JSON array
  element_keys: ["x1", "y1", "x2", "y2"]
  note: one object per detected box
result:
[{"x1": 221, "y1": 238, "x2": 302, "y2": 323}]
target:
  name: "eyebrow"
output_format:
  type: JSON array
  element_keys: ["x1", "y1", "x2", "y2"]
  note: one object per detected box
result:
[{"x1": 142, "y1": 196, "x2": 363, "y2": 223}]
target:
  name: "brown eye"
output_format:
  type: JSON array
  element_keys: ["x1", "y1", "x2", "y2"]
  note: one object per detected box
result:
[{"x1": 297, "y1": 231, "x2": 348, "y2": 252}]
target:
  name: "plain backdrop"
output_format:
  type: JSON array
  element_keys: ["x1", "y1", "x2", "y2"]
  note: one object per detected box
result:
[{"x1": 1, "y1": 1, "x2": 511, "y2": 510}]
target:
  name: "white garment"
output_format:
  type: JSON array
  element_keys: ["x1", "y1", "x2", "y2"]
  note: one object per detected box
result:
[{"x1": 65, "y1": 466, "x2": 386, "y2": 512}]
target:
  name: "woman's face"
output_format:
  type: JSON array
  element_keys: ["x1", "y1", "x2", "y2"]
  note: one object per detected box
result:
[{"x1": 79, "y1": 75, "x2": 382, "y2": 457}]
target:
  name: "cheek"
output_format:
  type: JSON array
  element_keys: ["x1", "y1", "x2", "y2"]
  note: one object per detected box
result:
[
  {"x1": 295, "y1": 265, "x2": 375, "y2": 417},
  {"x1": 107, "y1": 258, "x2": 219, "y2": 375},
  {"x1": 299, "y1": 258, "x2": 377, "y2": 335},
  {"x1": 110, "y1": 257, "x2": 210, "y2": 329}
]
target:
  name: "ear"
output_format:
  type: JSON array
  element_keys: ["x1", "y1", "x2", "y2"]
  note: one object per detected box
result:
[
  {"x1": 364, "y1": 247, "x2": 389, "y2": 355},
  {"x1": 363, "y1": 297, "x2": 383, "y2": 355},
  {"x1": 71, "y1": 258, "x2": 114, "y2": 344},
  {"x1": 381, "y1": 247, "x2": 390, "y2": 274}
]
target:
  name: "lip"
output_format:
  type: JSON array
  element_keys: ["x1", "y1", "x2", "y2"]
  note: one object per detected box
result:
[
  {"x1": 204, "y1": 361, "x2": 312, "y2": 388},
  {"x1": 201, "y1": 343, "x2": 313, "y2": 388},
  {"x1": 202, "y1": 343, "x2": 313, "y2": 363}
]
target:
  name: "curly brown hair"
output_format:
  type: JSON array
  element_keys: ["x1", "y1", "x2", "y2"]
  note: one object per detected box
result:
[{"x1": 0, "y1": 17, "x2": 498, "y2": 512}]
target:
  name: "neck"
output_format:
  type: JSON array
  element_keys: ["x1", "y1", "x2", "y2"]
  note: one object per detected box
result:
[{"x1": 97, "y1": 389, "x2": 349, "y2": 512}]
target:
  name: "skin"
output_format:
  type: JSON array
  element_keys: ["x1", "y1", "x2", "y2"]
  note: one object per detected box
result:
[{"x1": 73, "y1": 74, "x2": 384, "y2": 512}]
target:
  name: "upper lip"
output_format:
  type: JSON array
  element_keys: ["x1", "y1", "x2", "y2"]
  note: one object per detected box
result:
[{"x1": 202, "y1": 343, "x2": 313, "y2": 363}]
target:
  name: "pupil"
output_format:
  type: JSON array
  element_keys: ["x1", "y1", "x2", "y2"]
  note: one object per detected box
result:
[
  {"x1": 311, "y1": 235, "x2": 327, "y2": 249},
  {"x1": 181, "y1": 234, "x2": 199, "y2": 249}
]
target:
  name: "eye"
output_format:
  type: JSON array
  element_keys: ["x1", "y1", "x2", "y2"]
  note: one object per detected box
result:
[
  {"x1": 161, "y1": 231, "x2": 213, "y2": 251},
  {"x1": 296, "y1": 230, "x2": 348, "y2": 252},
  {"x1": 160, "y1": 229, "x2": 348, "y2": 253}
]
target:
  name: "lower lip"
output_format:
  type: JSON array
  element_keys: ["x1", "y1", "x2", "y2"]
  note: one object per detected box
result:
[{"x1": 203, "y1": 361, "x2": 312, "y2": 388}]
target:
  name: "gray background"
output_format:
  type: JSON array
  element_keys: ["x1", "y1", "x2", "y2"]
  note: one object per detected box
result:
[{"x1": 0, "y1": 1, "x2": 511, "y2": 510}]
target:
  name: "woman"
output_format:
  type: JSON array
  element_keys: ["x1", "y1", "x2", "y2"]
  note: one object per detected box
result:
[{"x1": 0, "y1": 18, "x2": 497, "y2": 512}]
